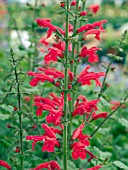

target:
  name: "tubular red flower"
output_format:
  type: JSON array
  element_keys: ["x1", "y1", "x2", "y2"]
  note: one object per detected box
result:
[
  {"x1": 72, "y1": 123, "x2": 85, "y2": 140},
  {"x1": 77, "y1": 65, "x2": 105, "y2": 87},
  {"x1": 79, "y1": 46, "x2": 102, "y2": 63},
  {"x1": 89, "y1": 4, "x2": 100, "y2": 14},
  {"x1": 34, "y1": 161, "x2": 60, "y2": 170},
  {"x1": 84, "y1": 29, "x2": 105, "y2": 41},
  {"x1": 0, "y1": 160, "x2": 11, "y2": 170},
  {"x1": 110, "y1": 101, "x2": 125, "y2": 110},
  {"x1": 77, "y1": 24, "x2": 93, "y2": 33},
  {"x1": 92, "y1": 112, "x2": 108, "y2": 120}
]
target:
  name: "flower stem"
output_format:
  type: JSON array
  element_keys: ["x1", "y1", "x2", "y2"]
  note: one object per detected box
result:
[
  {"x1": 10, "y1": 49, "x2": 24, "y2": 170},
  {"x1": 98, "y1": 30, "x2": 127, "y2": 98},
  {"x1": 91, "y1": 94, "x2": 128, "y2": 137},
  {"x1": 63, "y1": 0, "x2": 69, "y2": 169}
]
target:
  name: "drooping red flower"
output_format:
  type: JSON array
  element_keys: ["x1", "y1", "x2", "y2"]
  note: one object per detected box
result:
[
  {"x1": 87, "y1": 165, "x2": 102, "y2": 170},
  {"x1": 34, "y1": 161, "x2": 60, "y2": 170},
  {"x1": 70, "y1": 0, "x2": 76, "y2": 6},
  {"x1": 0, "y1": 160, "x2": 11, "y2": 170},
  {"x1": 79, "y1": 46, "x2": 102, "y2": 63},
  {"x1": 77, "y1": 65, "x2": 105, "y2": 87},
  {"x1": 84, "y1": 29, "x2": 105, "y2": 41},
  {"x1": 89, "y1": 4, "x2": 100, "y2": 14},
  {"x1": 26, "y1": 124, "x2": 60, "y2": 152},
  {"x1": 80, "y1": 11, "x2": 88, "y2": 16},
  {"x1": 92, "y1": 112, "x2": 108, "y2": 120}
]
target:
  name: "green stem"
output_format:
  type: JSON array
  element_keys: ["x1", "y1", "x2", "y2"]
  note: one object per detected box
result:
[
  {"x1": 91, "y1": 94, "x2": 128, "y2": 137},
  {"x1": 98, "y1": 31, "x2": 127, "y2": 98},
  {"x1": 63, "y1": 0, "x2": 69, "y2": 169},
  {"x1": 11, "y1": 49, "x2": 24, "y2": 170}
]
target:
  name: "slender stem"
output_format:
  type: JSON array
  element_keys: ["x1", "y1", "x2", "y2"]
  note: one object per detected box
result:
[
  {"x1": 91, "y1": 94, "x2": 128, "y2": 137},
  {"x1": 98, "y1": 31, "x2": 127, "y2": 98},
  {"x1": 63, "y1": 0, "x2": 69, "y2": 169},
  {"x1": 0, "y1": 84, "x2": 13, "y2": 104},
  {"x1": 11, "y1": 49, "x2": 24, "y2": 170}
]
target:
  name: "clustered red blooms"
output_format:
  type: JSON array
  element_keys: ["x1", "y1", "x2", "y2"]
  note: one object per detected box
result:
[
  {"x1": 26, "y1": 2, "x2": 109, "y2": 170},
  {"x1": 26, "y1": 124, "x2": 61, "y2": 152},
  {"x1": 0, "y1": 160, "x2": 11, "y2": 170}
]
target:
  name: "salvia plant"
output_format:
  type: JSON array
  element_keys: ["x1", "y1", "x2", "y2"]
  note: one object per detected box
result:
[{"x1": 0, "y1": 0, "x2": 128, "y2": 170}]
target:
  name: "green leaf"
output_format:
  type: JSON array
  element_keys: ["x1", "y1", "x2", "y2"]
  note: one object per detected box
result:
[
  {"x1": 0, "y1": 104, "x2": 14, "y2": 113},
  {"x1": 118, "y1": 118, "x2": 128, "y2": 128},
  {"x1": 101, "y1": 163, "x2": 117, "y2": 170},
  {"x1": 113, "y1": 161, "x2": 128, "y2": 170},
  {"x1": 93, "y1": 147, "x2": 112, "y2": 160}
]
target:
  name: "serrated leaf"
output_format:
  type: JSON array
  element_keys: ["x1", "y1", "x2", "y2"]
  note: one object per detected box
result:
[
  {"x1": 113, "y1": 161, "x2": 128, "y2": 170},
  {"x1": 118, "y1": 118, "x2": 128, "y2": 128}
]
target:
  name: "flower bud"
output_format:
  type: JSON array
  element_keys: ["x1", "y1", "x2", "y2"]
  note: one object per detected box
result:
[
  {"x1": 6, "y1": 124, "x2": 11, "y2": 128},
  {"x1": 32, "y1": 125, "x2": 37, "y2": 129},
  {"x1": 60, "y1": 2, "x2": 65, "y2": 8},
  {"x1": 15, "y1": 147, "x2": 20, "y2": 153}
]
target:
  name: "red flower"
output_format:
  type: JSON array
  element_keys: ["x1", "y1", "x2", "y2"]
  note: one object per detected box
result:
[
  {"x1": 93, "y1": 20, "x2": 108, "y2": 31},
  {"x1": 77, "y1": 24, "x2": 93, "y2": 33},
  {"x1": 89, "y1": 4, "x2": 100, "y2": 14},
  {"x1": 36, "y1": 18, "x2": 56, "y2": 38},
  {"x1": 79, "y1": 46, "x2": 101, "y2": 63},
  {"x1": 87, "y1": 165, "x2": 102, "y2": 170},
  {"x1": 77, "y1": 65, "x2": 105, "y2": 87},
  {"x1": 36, "y1": 18, "x2": 65, "y2": 39},
  {"x1": 80, "y1": 11, "x2": 88, "y2": 16},
  {"x1": 84, "y1": 29, "x2": 105, "y2": 41},
  {"x1": 92, "y1": 112, "x2": 108, "y2": 120},
  {"x1": 72, "y1": 123, "x2": 85, "y2": 140},
  {"x1": 71, "y1": 142, "x2": 86, "y2": 160},
  {"x1": 28, "y1": 71, "x2": 54, "y2": 87},
  {"x1": 34, "y1": 161, "x2": 60, "y2": 170},
  {"x1": 34, "y1": 93, "x2": 63, "y2": 125},
  {"x1": 110, "y1": 101, "x2": 125, "y2": 110},
  {"x1": 26, "y1": 124, "x2": 60, "y2": 152},
  {"x1": 0, "y1": 160, "x2": 11, "y2": 170},
  {"x1": 44, "y1": 47, "x2": 63, "y2": 62},
  {"x1": 70, "y1": 0, "x2": 76, "y2": 6},
  {"x1": 72, "y1": 98, "x2": 100, "y2": 117}
]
